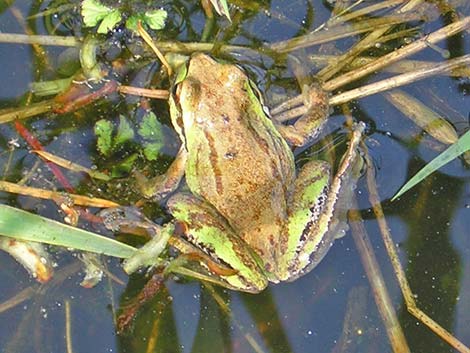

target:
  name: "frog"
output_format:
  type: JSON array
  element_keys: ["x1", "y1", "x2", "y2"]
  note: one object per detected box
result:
[{"x1": 134, "y1": 53, "x2": 364, "y2": 293}]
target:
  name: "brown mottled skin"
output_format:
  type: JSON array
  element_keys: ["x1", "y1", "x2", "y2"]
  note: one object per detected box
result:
[{"x1": 177, "y1": 54, "x2": 295, "y2": 274}]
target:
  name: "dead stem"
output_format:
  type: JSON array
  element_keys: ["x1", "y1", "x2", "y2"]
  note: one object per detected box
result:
[
  {"x1": 331, "y1": 286, "x2": 369, "y2": 353},
  {"x1": 269, "y1": 12, "x2": 422, "y2": 53},
  {"x1": 65, "y1": 300, "x2": 74, "y2": 353},
  {"x1": 318, "y1": 28, "x2": 390, "y2": 82},
  {"x1": 0, "y1": 286, "x2": 37, "y2": 313},
  {"x1": 309, "y1": 53, "x2": 470, "y2": 77},
  {"x1": 349, "y1": 202, "x2": 410, "y2": 353},
  {"x1": 383, "y1": 90, "x2": 458, "y2": 145},
  {"x1": 137, "y1": 22, "x2": 173, "y2": 76},
  {"x1": 327, "y1": 0, "x2": 407, "y2": 28},
  {"x1": 0, "y1": 32, "x2": 79, "y2": 46},
  {"x1": 324, "y1": 16, "x2": 470, "y2": 91},
  {"x1": 0, "y1": 100, "x2": 54, "y2": 123},
  {"x1": 330, "y1": 54, "x2": 470, "y2": 105},
  {"x1": 9, "y1": 6, "x2": 50, "y2": 67},
  {"x1": 0, "y1": 180, "x2": 119, "y2": 208},
  {"x1": 118, "y1": 85, "x2": 170, "y2": 100},
  {"x1": 318, "y1": 0, "x2": 425, "y2": 82},
  {"x1": 32, "y1": 150, "x2": 111, "y2": 181},
  {"x1": 364, "y1": 152, "x2": 470, "y2": 353},
  {"x1": 274, "y1": 54, "x2": 470, "y2": 122}
]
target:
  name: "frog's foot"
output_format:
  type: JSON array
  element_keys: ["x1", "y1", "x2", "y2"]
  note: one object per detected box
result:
[
  {"x1": 273, "y1": 83, "x2": 330, "y2": 147},
  {"x1": 135, "y1": 146, "x2": 188, "y2": 200},
  {"x1": 99, "y1": 206, "x2": 160, "y2": 237}
]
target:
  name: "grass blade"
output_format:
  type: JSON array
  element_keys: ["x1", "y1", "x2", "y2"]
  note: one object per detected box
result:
[
  {"x1": 393, "y1": 130, "x2": 470, "y2": 200},
  {"x1": 0, "y1": 205, "x2": 137, "y2": 258}
]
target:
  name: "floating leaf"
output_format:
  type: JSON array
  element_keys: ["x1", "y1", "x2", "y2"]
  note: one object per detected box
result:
[
  {"x1": 143, "y1": 142, "x2": 162, "y2": 161},
  {"x1": 110, "y1": 153, "x2": 138, "y2": 177},
  {"x1": 138, "y1": 111, "x2": 164, "y2": 161},
  {"x1": 30, "y1": 77, "x2": 73, "y2": 97},
  {"x1": 94, "y1": 119, "x2": 113, "y2": 156},
  {"x1": 144, "y1": 9, "x2": 168, "y2": 30},
  {"x1": 96, "y1": 9, "x2": 122, "y2": 33},
  {"x1": 126, "y1": 9, "x2": 167, "y2": 32},
  {"x1": 95, "y1": 116, "x2": 135, "y2": 157},
  {"x1": 0, "y1": 205, "x2": 137, "y2": 258},
  {"x1": 81, "y1": 0, "x2": 113, "y2": 26},
  {"x1": 393, "y1": 129, "x2": 470, "y2": 200},
  {"x1": 125, "y1": 15, "x2": 141, "y2": 32},
  {"x1": 81, "y1": 0, "x2": 122, "y2": 33},
  {"x1": 115, "y1": 115, "x2": 135, "y2": 146}
]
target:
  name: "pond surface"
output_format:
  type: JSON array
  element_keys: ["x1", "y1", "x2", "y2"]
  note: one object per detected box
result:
[{"x1": 1, "y1": 1, "x2": 470, "y2": 353}]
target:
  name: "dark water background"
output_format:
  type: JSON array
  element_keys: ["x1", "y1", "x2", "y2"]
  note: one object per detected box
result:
[{"x1": 1, "y1": 1, "x2": 470, "y2": 353}]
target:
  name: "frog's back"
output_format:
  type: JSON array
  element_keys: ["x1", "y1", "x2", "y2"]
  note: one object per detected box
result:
[{"x1": 182, "y1": 55, "x2": 295, "y2": 274}]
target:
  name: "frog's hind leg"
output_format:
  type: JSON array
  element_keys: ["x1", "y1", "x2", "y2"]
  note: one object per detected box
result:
[
  {"x1": 166, "y1": 193, "x2": 268, "y2": 293},
  {"x1": 280, "y1": 159, "x2": 331, "y2": 281},
  {"x1": 282, "y1": 123, "x2": 364, "y2": 281}
]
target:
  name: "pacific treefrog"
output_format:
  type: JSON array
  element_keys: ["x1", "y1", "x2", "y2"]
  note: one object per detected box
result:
[{"x1": 137, "y1": 53, "x2": 364, "y2": 293}]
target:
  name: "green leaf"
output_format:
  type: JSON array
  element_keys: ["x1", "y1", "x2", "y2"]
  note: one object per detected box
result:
[
  {"x1": 81, "y1": 0, "x2": 122, "y2": 33},
  {"x1": 143, "y1": 142, "x2": 162, "y2": 161},
  {"x1": 138, "y1": 112, "x2": 162, "y2": 139},
  {"x1": 115, "y1": 115, "x2": 135, "y2": 145},
  {"x1": 110, "y1": 153, "x2": 138, "y2": 177},
  {"x1": 126, "y1": 10, "x2": 167, "y2": 32},
  {"x1": 138, "y1": 112, "x2": 165, "y2": 161},
  {"x1": 94, "y1": 119, "x2": 113, "y2": 156},
  {"x1": 96, "y1": 9, "x2": 122, "y2": 33},
  {"x1": 144, "y1": 9, "x2": 167, "y2": 30},
  {"x1": 81, "y1": 0, "x2": 113, "y2": 27},
  {"x1": 125, "y1": 15, "x2": 141, "y2": 32},
  {"x1": 393, "y1": 129, "x2": 470, "y2": 200},
  {"x1": 0, "y1": 205, "x2": 137, "y2": 258}
]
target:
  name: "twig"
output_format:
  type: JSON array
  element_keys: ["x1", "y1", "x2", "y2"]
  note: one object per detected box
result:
[
  {"x1": 0, "y1": 32, "x2": 79, "y2": 46},
  {"x1": 0, "y1": 180, "x2": 119, "y2": 208},
  {"x1": 329, "y1": 54, "x2": 470, "y2": 105},
  {"x1": 65, "y1": 300, "x2": 74, "y2": 353},
  {"x1": 274, "y1": 54, "x2": 470, "y2": 122},
  {"x1": 269, "y1": 13, "x2": 422, "y2": 53},
  {"x1": 326, "y1": 0, "x2": 407, "y2": 27},
  {"x1": 364, "y1": 152, "x2": 470, "y2": 353},
  {"x1": 138, "y1": 21, "x2": 172, "y2": 76},
  {"x1": 118, "y1": 85, "x2": 169, "y2": 100},
  {"x1": 324, "y1": 16, "x2": 470, "y2": 91},
  {"x1": 349, "y1": 201, "x2": 410, "y2": 353}
]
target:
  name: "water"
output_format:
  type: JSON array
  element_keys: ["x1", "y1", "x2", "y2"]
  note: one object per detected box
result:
[{"x1": 1, "y1": 1, "x2": 470, "y2": 353}]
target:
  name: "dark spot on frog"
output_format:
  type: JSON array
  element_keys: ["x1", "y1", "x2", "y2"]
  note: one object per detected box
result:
[
  {"x1": 268, "y1": 234, "x2": 275, "y2": 246},
  {"x1": 224, "y1": 151, "x2": 237, "y2": 160},
  {"x1": 221, "y1": 113, "x2": 230, "y2": 124},
  {"x1": 174, "y1": 220, "x2": 188, "y2": 237}
]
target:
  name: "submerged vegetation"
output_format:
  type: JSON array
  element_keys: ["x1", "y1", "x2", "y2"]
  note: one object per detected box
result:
[{"x1": 1, "y1": 1, "x2": 470, "y2": 352}]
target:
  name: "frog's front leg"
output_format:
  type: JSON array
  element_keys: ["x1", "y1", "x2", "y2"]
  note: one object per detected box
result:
[
  {"x1": 281, "y1": 123, "x2": 364, "y2": 281},
  {"x1": 273, "y1": 83, "x2": 330, "y2": 147},
  {"x1": 136, "y1": 145, "x2": 188, "y2": 199},
  {"x1": 167, "y1": 193, "x2": 268, "y2": 293}
]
